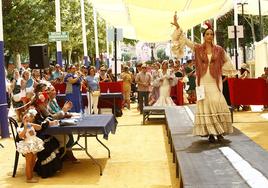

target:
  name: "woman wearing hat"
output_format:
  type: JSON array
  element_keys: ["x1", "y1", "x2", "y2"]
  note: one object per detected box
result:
[
  {"x1": 239, "y1": 63, "x2": 250, "y2": 79},
  {"x1": 171, "y1": 12, "x2": 237, "y2": 143}
]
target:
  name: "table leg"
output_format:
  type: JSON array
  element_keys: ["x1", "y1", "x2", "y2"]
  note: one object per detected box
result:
[
  {"x1": 84, "y1": 136, "x2": 103, "y2": 175},
  {"x1": 60, "y1": 135, "x2": 67, "y2": 158},
  {"x1": 113, "y1": 97, "x2": 116, "y2": 115},
  {"x1": 95, "y1": 135, "x2": 111, "y2": 158}
]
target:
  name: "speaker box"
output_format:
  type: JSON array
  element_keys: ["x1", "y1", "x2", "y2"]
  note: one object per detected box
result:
[{"x1": 29, "y1": 44, "x2": 49, "y2": 69}]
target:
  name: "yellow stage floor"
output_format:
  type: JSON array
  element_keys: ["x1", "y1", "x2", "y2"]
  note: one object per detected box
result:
[{"x1": 0, "y1": 105, "x2": 268, "y2": 188}]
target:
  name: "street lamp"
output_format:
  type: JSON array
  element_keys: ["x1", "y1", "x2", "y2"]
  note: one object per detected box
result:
[
  {"x1": 149, "y1": 43, "x2": 155, "y2": 62},
  {"x1": 238, "y1": 1, "x2": 248, "y2": 64}
]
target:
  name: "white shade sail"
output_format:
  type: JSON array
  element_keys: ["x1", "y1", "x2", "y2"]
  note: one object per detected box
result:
[{"x1": 90, "y1": 0, "x2": 267, "y2": 42}]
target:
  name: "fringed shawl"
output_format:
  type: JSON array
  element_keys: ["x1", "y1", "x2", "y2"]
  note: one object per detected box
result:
[{"x1": 194, "y1": 44, "x2": 225, "y2": 90}]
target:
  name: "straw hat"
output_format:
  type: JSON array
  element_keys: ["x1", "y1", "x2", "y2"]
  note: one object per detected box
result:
[{"x1": 241, "y1": 63, "x2": 249, "y2": 71}]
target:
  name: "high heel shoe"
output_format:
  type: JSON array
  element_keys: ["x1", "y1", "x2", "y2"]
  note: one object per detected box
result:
[
  {"x1": 217, "y1": 135, "x2": 224, "y2": 142},
  {"x1": 208, "y1": 135, "x2": 216, "y2": 143}
]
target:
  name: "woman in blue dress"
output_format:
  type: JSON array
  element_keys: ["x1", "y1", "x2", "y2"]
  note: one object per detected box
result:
[{"x1": 64, "y1": 65, "x2": 83, "y2": 113}]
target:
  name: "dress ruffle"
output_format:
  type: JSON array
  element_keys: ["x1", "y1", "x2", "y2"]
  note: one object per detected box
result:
[
  {"x1": 171, "y1": 29, "x2": 186, "y2": 58},
  {"x1": 17, "y1": 136, "x2": 44, "y2": 154},
  {"x1": 154, "y1": 96, "x2": 176, "y2": 106},
  {"x1": 193, "y1": 70, "x2": 233, "y2": 136}
]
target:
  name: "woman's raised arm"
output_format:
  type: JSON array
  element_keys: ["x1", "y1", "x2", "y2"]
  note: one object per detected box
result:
[{"x1": 171, "y1": 12, "x2": 194, "y2": 58}]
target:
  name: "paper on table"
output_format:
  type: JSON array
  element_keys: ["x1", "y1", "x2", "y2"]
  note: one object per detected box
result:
[{"x1": 59, "y1": 119, "x2": 78, "y2": 126}]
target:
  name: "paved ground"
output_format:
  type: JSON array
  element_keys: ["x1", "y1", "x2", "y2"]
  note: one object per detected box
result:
[{"x1": 0, "y1": 104, "x2": 268, "y2": 188}]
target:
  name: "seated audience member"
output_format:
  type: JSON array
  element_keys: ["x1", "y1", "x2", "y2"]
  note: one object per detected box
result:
[
  {"x1": 35, "y1": 83, "x2": 79, "y2": 163},
  {"x1": 239, "y1": 63, "x2": 250, "y2": 79},
  {"x1": 33, "y1": 103, "x2": 63, "y2": 178},
  {"x1": 46, "y1": 85, "x2": 79, "y2": 162}
]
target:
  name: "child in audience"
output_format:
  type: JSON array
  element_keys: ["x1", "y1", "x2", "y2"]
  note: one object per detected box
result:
[{"x1": 16, "y1": 109, "x2": 44, "y2": 183}]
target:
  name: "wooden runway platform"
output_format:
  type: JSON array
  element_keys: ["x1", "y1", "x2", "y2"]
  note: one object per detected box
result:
[{"x1": 165, "y1": 105, "x2": 268, "y2": 188}]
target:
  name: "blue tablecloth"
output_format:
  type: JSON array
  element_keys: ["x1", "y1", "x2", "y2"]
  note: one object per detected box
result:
[{"x1": 43, "y1": 114, "x2": 117, "y2": 140}]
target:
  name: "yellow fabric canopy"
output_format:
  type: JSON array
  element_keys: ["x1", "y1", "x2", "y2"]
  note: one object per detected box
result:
[{"x1": 90, "y1": 0, "x2": 267, "y2": 42}]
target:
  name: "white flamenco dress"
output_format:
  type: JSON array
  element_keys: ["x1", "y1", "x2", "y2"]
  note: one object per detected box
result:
[
  {"x1": 16, "y1": 125, "x2": 44, "y2": 155},
  {"x1": 153, "y1": 69, "x2": 177, "y2": 106},
  {"x1": 172, "y1": 28, "x2": 237, "y2": 136}
]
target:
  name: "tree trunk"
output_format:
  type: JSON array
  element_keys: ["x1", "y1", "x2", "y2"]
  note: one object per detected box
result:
[
  {"x1": 245, "y1": 15, "x2": 256, "y2": 43},
  {"x1": 68, "y1": 48, "x2": 72, "y2": 66},
  {"x1": 250, "y1": 16, "x2": 256, "y2": 43},
  {"x1": 14, "y1": 52, "x2": 21, "y2": 69}
]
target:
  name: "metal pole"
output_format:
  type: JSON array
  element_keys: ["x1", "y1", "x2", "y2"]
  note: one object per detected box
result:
[
  {"x1": 240, "y1": 3, "x2": 247, "y2": 64},
  {"x1": 106, "y1": 23, "x2": 110, "y2": 67},
  {"x1": 0, "y1": 0, "x2": 9, "y2": 138},
  {"x1": 258, "y1": 0, "x2": 264, "y2": 40},
  {"x1": 234, "y1": 25, "x2": 238, "y2": 70},
  {"x1": 150, "y1": 44, "x2": 154, "y2": 61},
  {"x1": 80, "y1": 0, "x2": 89, "y2": 67},
  {"x1": 55, "y1": 0, "x2": 63, "y2": 67},
  {"x1": 114, "y1": 28, "x2": 117, "y2": 82},
  {"x1": 234, "y1": 0, "x2": 239, "y2": 70},
  {"x1": 93, "y1": 7, "x2": 100, "y2": 69}
]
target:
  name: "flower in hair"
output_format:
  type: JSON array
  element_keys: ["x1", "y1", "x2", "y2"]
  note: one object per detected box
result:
[{"x1": 201, "y1": 21, "x2": 213, "y2": 34}]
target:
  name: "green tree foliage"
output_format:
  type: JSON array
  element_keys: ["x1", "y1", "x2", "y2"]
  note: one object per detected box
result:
[
  {"x1": 123, "y1": 38, "x2": 138, "y2": 46},
  {"x1": 217, "y1": 9, "x2": 268, "y2": 49},
  {"x1": 2, "y1": 0, "x2": 108, "y2": 65},
  {"x1": 121, "y1": 52, "x2": 131, "y2": 61},
  {"x1": 157, "y1": 48, "x2": 169, "y2": 61},
  {"x1": 3, "y1": 0, "x2": 54, "y2": 63}
]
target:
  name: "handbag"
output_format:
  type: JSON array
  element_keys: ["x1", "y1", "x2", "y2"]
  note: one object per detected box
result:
[{"x1": 92, "y1": 90, "x2": 100, "y2": 97}]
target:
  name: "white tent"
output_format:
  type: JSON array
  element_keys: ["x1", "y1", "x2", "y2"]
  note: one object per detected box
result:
[{"x1": 90, "y1": 0, "x2": 268, "y2": 42}]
